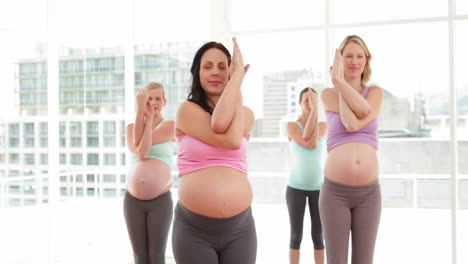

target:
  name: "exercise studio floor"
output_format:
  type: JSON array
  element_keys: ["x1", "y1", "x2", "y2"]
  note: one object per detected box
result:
[{"x1": 1, "y1": 190, "x2": 467, "y2": 264}]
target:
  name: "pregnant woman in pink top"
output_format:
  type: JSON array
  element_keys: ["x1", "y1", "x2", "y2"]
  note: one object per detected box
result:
[
  {"x1": 124, "y1": 82, "x2": 175, "y2": 264},
  {"x1": 319, "y1": 35, "x2": 384, "y2": 264},
  {"x1": 172, "y1": 38, "x2": 256, "y2": 264}
]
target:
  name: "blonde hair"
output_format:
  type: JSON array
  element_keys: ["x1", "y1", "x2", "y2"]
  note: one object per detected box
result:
[
  {"x1": 338, "y1": 35, "x2": 372, "y2": 86},
  {"x1": 142, "y1": 82, "x2": 166, "y2": 100}
]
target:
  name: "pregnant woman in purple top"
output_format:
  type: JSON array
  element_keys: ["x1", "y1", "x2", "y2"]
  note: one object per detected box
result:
[{"x1": 319, "y1": 35, "x2": 384, "y2": 264}]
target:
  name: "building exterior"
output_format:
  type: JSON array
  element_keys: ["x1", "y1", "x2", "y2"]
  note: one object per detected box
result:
[{"x1": 1, "y1": 44, "x2": 192, "y2": 207}]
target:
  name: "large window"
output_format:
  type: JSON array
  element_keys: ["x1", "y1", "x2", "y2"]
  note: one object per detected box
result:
[
  {"x1": 0, "y1": 0, "x2": 48, "y2": 261},
  {"x1": 231, "y1": 0, "x2": 325, "y2": 31},
  {"x1": 456, "y1": 20, "x2": 468, "y2": 264},
  {"x1": 1, "y1": 0, "x2": 466, "y2": 263},
  {"x1": 331, "y1": 0, "x2": 447, "y2": 23}
]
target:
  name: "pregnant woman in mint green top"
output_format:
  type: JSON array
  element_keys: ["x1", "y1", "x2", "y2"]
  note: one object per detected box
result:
[
  {"x1": 286, "y1": 87, "x2": 327, "y2": 264},
  {"x1": 124, "y1": 82, "x2": 176, "y2": 264}
]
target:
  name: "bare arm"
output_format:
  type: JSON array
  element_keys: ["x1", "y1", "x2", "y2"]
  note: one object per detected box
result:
[
  {"x1": 287, "y1": 121, "x2": 319, "y2": 149},
  {"x1": 331, "y1": 49, "x2": 371, "y2": 118},
  {"x1": 133, "y1": 90, "x2": 149, "y2": 146},
  {"x1": 127, "y1": 123, "x2": 150, "y2": 159},
  {"x1": 151, "y1": 121, "x2": 175, "y2": 144},
  {"x1": 339, "y1": 86, "x2": 383, "y2": 132},
  {"x1": 176, "y1": 101, "x2": 245, "y2": 149},
  {"x1": 243, "y1": 106, "x2": 255, "y2": 140},
  {"x1": 321, "y1": 88, "x2": 339, "y2": 113},
  {"x1": 318, "y1": 122, "x2": 327, "y2": 139},
  {"x1": 211, "y1": 37, "x2": 249, "y2": 133},
  {"x1": 336, "y1": 80, "x2": 372, "y2": 118},
  {"x1": 302, "y1": 90, "x2": 319, "y2": 141}
]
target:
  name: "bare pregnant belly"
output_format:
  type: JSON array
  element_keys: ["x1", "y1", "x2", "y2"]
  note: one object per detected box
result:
[
  {"x1": 325, "y1": 142, "x2": 379, "y2": 186},
  {"x1": 178, "y1": 167, "x2": 253, "y2": 218},
  {"x1": 127, "y1": 158, "x2": 172, "y2": 200}
]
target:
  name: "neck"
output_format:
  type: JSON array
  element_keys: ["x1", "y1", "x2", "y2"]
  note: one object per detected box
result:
[{"x1": 207, "y1": 95, "x2": 220, "y2": 108}]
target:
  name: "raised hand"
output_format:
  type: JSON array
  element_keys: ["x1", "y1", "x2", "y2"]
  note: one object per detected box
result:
[
  {"x1": 136, "y1": 90, "x2": 148, "y2": 111},
  {"x1": 145, "y1": 100, "x2": 155, "y2": 119},
  {"x1": 230, "y1": 37, "x2": 250, "y2": 77},
  {"x1": 331, "y1": 48, "x2": 344, "y2": 87},
  {"x1": 307, "y1": 88, "x2": 317, "y2": 110}
]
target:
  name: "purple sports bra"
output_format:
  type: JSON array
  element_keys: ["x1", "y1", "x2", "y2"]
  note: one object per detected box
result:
[{"x1": 325, "y1": 86, "x2": 378, "y2": 152}]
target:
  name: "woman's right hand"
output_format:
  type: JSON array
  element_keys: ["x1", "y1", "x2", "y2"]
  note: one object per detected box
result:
[
  {"x1": 307, "y1": 89, "x2": 317, "y2": 110},
  {"x1": 136, "y1": 90, "x2": 148, "y2": 111}
]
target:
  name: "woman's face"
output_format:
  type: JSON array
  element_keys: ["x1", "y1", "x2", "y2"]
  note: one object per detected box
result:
[
  {"x1": 146, "y1": 88, "x2": 165, "y2": 113},
  {"x1": 199, "y1": 48, "x2": 229, "y2": 96},
  {"x1": 342, "y1": 42, "x2": 367, "y2": 81}
]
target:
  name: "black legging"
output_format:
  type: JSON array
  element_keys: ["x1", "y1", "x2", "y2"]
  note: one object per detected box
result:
[
  {"x1": 172, "y1": 201, "x2": 257, "y2": 264},
  {"x1": 123, "y1": 190, "x2": 173, "y2": 264},
  {"x1": 286, "y1": 185, "x2": 324, "y2": 250}
]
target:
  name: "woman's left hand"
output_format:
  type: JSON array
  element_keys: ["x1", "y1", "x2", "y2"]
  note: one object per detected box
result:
[
  {"x1": 331, "y1": 48, "x2": 344, "y2": 87},
  {"x1": 230, "y1": 37, "x2": 250, "y2": 77}
]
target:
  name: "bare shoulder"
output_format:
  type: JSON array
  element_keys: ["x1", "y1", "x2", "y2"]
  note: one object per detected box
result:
[
  {"x1": 177, "y1": 101, "x2": 210, "y2": 121},
  {"x1": 321, "y1": 87, "x2": 337, "y2": 99},
  {"x1": 178, "y1": 101, "x2": 203, "y2": 113},
  {"x1": 162, "y1": 120, "x2": 175, "y2": 128},
  {"x1": 321, "y1": 88, "x2": 338, "y2": 109},
  {"x1": 368, "y1": 85, "x2": 384, "y2": 95},
  {"x1": 243, "y1": 106, "x2": 254, "y2": 120}
]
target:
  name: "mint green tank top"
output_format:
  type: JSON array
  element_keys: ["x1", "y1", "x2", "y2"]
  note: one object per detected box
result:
[
  {"x1": 288, "y1": 121, "x2": 325, "y2": 191},
  {"x1": 131, "y1": 120, "x2": 176, "y2": 168}
]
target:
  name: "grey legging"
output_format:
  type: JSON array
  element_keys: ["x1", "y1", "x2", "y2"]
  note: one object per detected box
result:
[
  {"x1": 172, "y1": 201, "x2": 257, "y2": 264},
  {"x1": 319, "y1": 178, "x2": 381, "y2": 264},
  {"x1": 123, "y1": 190, "x2": 173, "y2": 264}
]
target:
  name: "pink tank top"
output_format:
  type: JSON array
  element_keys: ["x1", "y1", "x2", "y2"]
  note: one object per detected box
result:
[{"x1": 177, "y1": 134, "x2": 248, "y2": 176}]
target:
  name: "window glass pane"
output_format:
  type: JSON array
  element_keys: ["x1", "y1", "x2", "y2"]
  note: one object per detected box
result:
[
  {"x1": 332, "y1": 0, "x2": 447, "y2": 24},
  {"x1": 456, "y1": 20, "x2": 468, "y2": 264},
  {"x1": 60, "y1": 153, "x2": 67, "y2": 165},
  {"x1": 0, "y1": 1, "x2": 48, "y2": 261},
  {"x1": 70, "y1": 153, "x2": 82, "y2": 165},
  {"x1": 240, "y1": 31, "x2": 326, "y2": 137},
  {"x1": 103, "y1": 153, "x2": 116, "y2": 165},
  {"x1": 40, "y1": 122, "x2": 48, "y2": 147},
  {"x1": 86, "y1": 121, "x2": 99, "y2": 147},
  {"x1": 24, "y1": 153, "x2": 35, "y2": 165},
  {"x1": 232, "y1": 0, "x2": 325, "y2": 31},
  {"x1": 0, "y1": 0, "x2": 47, "y2": 34},
  {"x1": 133, "y1": 43, "x2": 193, "y2": 121},
  {"x1": 458, "y1": 0, "x2": 468, "y2": 15},
  {"x1": 57, "y1": 0, "x2": 127, "y2": 47},
  {"x1": 87, "y1": 153, "x2": 99, "y2": 165},
  {"x1": 134, "y1": 0, "x2": 210, "y2": 43},
  {"x1": 8, "y1": 124, "x2": 19, "y2": 148},
  {"x1": 23, "y1": 123, "x2": 35, "y2": 147}
]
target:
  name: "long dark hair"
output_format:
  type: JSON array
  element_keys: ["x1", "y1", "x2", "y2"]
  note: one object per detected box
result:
[{"x1": 187, "y1": 41, "x2": 231, "y2": 114}]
